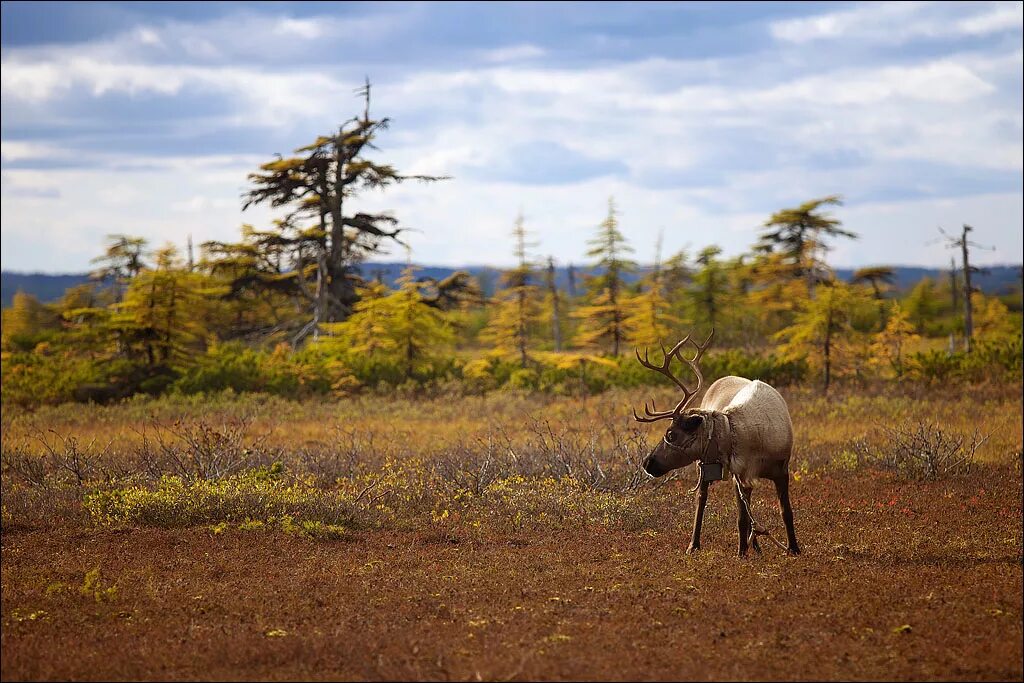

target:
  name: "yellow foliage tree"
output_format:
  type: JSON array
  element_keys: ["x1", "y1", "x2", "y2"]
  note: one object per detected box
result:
[
  {"x1": 775, "y1": 282, "x2": 873, "y2": 392},
  {"x1": 111, "y1": 245, "x2": 213, "y2": 368},
  {"x1": 970, "y1": 292, "x2": 1019, "y2": 343},
  {"x1": 868, "y1": 302, "x2": 920, "y2": 378},
  {"x1": 322, "y1": 265, "x2": 454, "y2": 380},
  {"x1": 480, "y1": 214, "x2": 543, "y2": 366},
  {"x1": 572, "y1": 197, "x2": 635, "y2": 355},
  {"x1": 1, "y1": 291, "x2": 59, "y2": 350},
  {"x1": 624, "y1": 257, "x2": 681, "y2": 349}
]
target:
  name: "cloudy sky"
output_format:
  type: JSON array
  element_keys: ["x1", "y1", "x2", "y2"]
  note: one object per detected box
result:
[{"x1": 1, "y1": 1, "x2": 1021, "y2": 273}]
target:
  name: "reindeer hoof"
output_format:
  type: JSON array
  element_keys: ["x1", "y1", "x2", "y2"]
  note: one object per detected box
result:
[
  {"x1": 787, "y1": 545, "x2": 801, "y2": 556},
  {"x1": 686, "y1": 544, "x2": 701, "y2": 555}
]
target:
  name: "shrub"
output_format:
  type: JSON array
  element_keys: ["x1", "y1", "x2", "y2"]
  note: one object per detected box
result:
[
  {"x1": 83, "y1": 469, "x2": 365, "y2": 529},
  {"x1": 909, "y1": 334, "x2": 1023, "y2": 384},
  {"x1": 476, "y1": 475, "x2": 654, "y2": 531},
  {"x1": 1, "y1": 351, "x2": 149, "y2": 408},
  {"x1": 856, "y1": 420, "x2": 990, "y2": 480}
]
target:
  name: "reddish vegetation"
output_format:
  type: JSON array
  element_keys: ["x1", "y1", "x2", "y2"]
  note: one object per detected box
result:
[{"x1": 2, "y1": 466, "x2": 1021, "y2": 681}]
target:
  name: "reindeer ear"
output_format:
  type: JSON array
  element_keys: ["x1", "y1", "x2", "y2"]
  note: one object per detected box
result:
[{"x1": 681, "y1": 414, "x2": 703, "y2": 432}]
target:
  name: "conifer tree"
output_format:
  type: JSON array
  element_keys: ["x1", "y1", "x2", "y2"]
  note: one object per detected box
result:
[
  {"x1": 691, "y1": 245, "x2": 727, "y2": 329},
  {"x1": 543, "y1": 257, "x2": 564, "y2": 351},
  {"x1": 904, "y1": 277, "x2": 941, "y2": 334},
  {"x1": 481, "y1": 214, "x2": 543, "y2": 367},
  {"x1": 1, "y1": 291, "x2": 59, "y2": 350},
  {"x1": 775, "y1": 282, "x2": 872, "y2": 393},
  {"x1": 756, "y1": 195, "x2": 857, "y2": 297},
  {"x1": 325, "y1": 262, "x2": 454, "y2": 381},
  {"x1": 572, "y1": 197, "x2": 636, "y2": 355},
  {"x1": 90, "y1": 234, "x2": 148, "y2": 302},
  {"x1": 112, "y1": 245, "x2": 210, "y2": 369},
  {"x1": 208, "y1": 80, "x2": 447, "y2": 342},
  {"x1": 625, "y1": 231, "x2": 680, "y2": 348},
  {"x1": 868, "y1": 302, "x2": 919, "y2": 378},
  {"x1": 970, "y1": 291, "x2": 1019, "y2": 343}
]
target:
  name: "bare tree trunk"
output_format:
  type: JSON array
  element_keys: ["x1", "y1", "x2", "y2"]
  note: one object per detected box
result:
[
  {"x1": 517, "y1": 286, "x2": 528, "y2": 368},
  {"x1": 546, "y1": 257, "x2": 562, "y2": 351},
  {"x1": 163, "y1": 275, "x2": 177, "y2": 364},
  {"x1": 961, "y1": 225, "x2": 974, "y2": 352},
  {"x1": 145, "y1": 276, "x2": 157, "y2": 367},
  {"x1": 949, "y1": 257, "x2": 960, "y2": 317},
  {"x1": 609, "y1": 275, "x2": 621, "y2": 357},
  {"x1": 326, "y1": 125, "x2": 352, "y2": 322},
  {"x1": 823, "y1": 297, "x2": 833, "y2": 394},
  {"x1": 706, "y1": 269, "x2": 717, "y2": 328}
]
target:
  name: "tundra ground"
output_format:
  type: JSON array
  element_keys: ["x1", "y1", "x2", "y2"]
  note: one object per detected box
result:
[{"x1": 2, "y1": 385, "x2": 1022, "y2": 681}]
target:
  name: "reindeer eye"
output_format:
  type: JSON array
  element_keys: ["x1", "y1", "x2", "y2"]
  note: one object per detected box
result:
[{"x1": 664, "y1": 429, "x2": 675, "y2": 443}]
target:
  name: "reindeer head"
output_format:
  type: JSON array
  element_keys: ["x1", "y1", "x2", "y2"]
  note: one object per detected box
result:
[{"x1": 632, "y1": 330, "x2": 715, "y2": 477}]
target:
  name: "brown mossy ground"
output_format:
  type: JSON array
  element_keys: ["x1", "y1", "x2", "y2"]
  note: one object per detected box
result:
[{"x1": 3, "y1": 464, "x2": 1020, "y2": 681}]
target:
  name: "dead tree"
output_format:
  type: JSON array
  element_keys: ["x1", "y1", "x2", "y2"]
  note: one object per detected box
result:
[{"x1": 546, "y1": 256, "x2": 562, "y2": 351}]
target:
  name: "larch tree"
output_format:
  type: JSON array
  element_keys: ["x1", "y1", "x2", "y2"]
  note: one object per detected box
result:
[
  {"x1": 756, "y1": 195, "x2": 857, "y2": 297},
  {"x1": 200, "y1": 223, "x2": 302, "y2": 342},
  {"x1": 746, "y1": 250, "x2": 811, "y2": 330},
  {"x1": 572, "y1": 197, "x2": 636, "y2": 356},
  {"x1": 774, "y1": 281, "x2": 873, "y2": 393},
  {"x1": 853, "y1": 265, "x2": 897, "y2": 329},
  {"x1": 868, "y1": 302, "x2": 920, "y2": 379},
  {"x1": 852, "y1": 266, "x2": 895, "y2": 300},
  {"x1": 480, "y1": 213, "x2": 543, "y2": 367},
  {"x1": 90, "y1": 234, "x2": 148, "y2": 302},
  {"x1": 661, "y1": 247, "x2": 692, "y2": 297},
  {"x1": 1, "y1": 291, "x2": 59, "y2": 350},
  {"x1": 112, "y1": 244, "x2": 211, "y2": 370},
  {"x1": 690, "y1": 245, "x2": 727, "y2": 330},
  {"x1": 324, "y1": 263, "x2": 455, "y2": 381},
  {"x1": 903, "y1": 277, "x2": 941, "y2": 334},
  {"x1": 625, "y1": 231, "x2": 680, "y2": 348},
  {"x1": 544, "y1": 256, "x2": 564, "y2": 351},
  {"x1": 207, "y1": 80, "x2": 448, "y2": 343},
  {"x1": 970, "y1": 292, "x2": 1020, "y2": 343}
]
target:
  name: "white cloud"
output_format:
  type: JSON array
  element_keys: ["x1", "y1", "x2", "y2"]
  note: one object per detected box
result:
[
  {"x1": 1, "y1": 55, "x2": 355, "y2": 128},
  {"x1": 2, "y1": 140, "x2": 63, "y2": 162},
  {"x1": 171, "y1": 195, "x2": 238, "y2": 213},
  {"x1": 0, "y1": 2, "x2": 1020, "y2": 272},
  {"x1": 770, "y1": 1, "x2": 1023, "y2": 45},
  {"x1": 480, "y1": 44, "x2": 546, "y2": 63},
  {"x1": 957, "y1": 2, "x2": 1024, "y2": 35},
  {"x1": 135, "y1": 27, "x2": 163, "y2": 47},
  {"x1": 276, "y1": 18, "x2": 324, "y2": 39},
  {"x1": 833, "y1": 192, "x2": 1023, "y2": 267}
]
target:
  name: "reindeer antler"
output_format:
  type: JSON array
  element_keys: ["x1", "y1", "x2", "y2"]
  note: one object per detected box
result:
[{"x1": 631, "y1": 329, "x2": 715, "y2": 423}]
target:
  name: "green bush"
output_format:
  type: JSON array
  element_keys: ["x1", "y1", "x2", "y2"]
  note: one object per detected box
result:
[
  {"x1": 909, "y1": 334, "x2": 1022, "y2": 383},
  {"x1": 1, "y1": 351, "x2": 151, "y2": 408},
  {"x1": 83, "y1": 469, "x2": 363, "y2": 529},
  {"x1": 702, "y1": 349, "x2": 809, "y2": 386}
]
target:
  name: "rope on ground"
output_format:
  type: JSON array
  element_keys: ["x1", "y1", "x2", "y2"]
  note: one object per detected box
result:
[{"x1": 734, "y1": 475, "x2": 790, "y2": 553}]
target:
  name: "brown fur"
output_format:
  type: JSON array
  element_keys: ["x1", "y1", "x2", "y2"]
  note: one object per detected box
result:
[{"x1": 642, "y1": 375, "x2": 800, "y2": 557}]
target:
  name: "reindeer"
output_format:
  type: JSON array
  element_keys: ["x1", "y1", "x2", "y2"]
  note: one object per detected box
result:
[{"x1": 633, "y1": 330, "x2": 800, "y2": 557}]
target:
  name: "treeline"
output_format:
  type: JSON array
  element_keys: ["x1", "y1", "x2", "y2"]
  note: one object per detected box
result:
[{"x1": 2, "y1": 88, "x2": 1021, "y2": 408}]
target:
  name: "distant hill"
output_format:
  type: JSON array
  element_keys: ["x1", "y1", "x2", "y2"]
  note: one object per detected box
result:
[
  {"x1": 358, "y1": 263, "x2": 1024, "y2": 298},
  {"x1": 4, "y1": 264, "x2": 1021, "y2": 307},
  {"x1": 1, "y1": 272, "x2": 95, "y2": 307}
]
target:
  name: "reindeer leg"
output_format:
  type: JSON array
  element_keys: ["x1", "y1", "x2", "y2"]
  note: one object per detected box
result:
[
  {"x1": 687, "y1": 480, "x2": 711, "y2": 554},
  {"x1": 735, "y1": 483, "x2": 759, "y2": 556},
  {"x1": 774, "y1": 473, "x2": 800, "y2": 555}
]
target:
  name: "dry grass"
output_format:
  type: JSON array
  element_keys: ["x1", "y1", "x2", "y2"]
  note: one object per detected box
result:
[{"x1": 1, "y1": 381, "x2": 1021, "y2": 680}]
